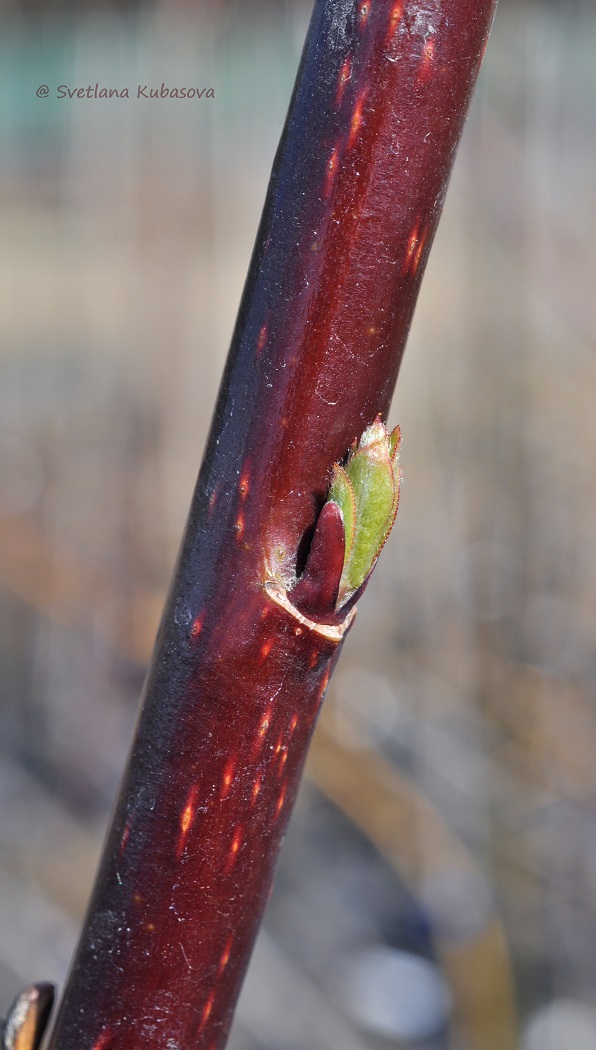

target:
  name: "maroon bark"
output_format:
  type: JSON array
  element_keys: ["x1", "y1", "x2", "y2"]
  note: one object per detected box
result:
[{"x1": 46, "y1": 1, "x2": 497, "y2": 1047}]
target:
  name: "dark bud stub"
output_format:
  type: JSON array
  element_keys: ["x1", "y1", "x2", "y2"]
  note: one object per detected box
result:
[{"x1": 290, "y1": 500, "x2": 345, "y2": 621}]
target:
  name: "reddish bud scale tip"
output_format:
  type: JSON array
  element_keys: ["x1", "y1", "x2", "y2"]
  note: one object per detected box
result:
[{"x1": 290, "y1": 501, "x2": 345, "y2": 619}]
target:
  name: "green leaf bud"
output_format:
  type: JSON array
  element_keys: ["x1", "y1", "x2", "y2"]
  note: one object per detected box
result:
[{"x1": 327, "y1": 416, "x2": 401, "y2": 608}]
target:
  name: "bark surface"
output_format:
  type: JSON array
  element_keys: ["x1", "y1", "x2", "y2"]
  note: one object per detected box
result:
[{"x1": 46, "y1": 1, "x2": 498, "y2": 1046}]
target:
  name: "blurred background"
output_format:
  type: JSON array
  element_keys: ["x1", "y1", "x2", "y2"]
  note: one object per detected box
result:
[{"x1": 1, "y1": 0, "x2": 595, "y2": 1047}]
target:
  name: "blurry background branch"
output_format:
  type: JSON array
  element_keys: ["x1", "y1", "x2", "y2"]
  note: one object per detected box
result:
[{"x1": 1, "y1": 0, "x2": 596, "y2": 1048}]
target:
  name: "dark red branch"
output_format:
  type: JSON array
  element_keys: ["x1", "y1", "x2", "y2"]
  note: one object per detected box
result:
[{"x1": 45, "y1": 2, "x2": 497, "y2": 1047}]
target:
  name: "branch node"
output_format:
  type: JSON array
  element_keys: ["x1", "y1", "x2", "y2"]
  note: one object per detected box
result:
[{"x1": 264, "y1": 580, "x2": 356, "y2": 641}]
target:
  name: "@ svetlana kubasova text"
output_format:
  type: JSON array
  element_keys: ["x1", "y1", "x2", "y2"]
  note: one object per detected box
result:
[{"x1": 56, "y1": 84, "x2": 215, "y2": 99}]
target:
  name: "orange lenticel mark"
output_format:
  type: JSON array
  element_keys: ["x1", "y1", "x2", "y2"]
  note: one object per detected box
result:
[
  {"x1": 403, "y1": 220, "x2": 422, "y2": 276},
  {"x1": 93, "y1": 1034, "x2": 112, "y2": 1050},
  {"x1": 260, "y1": 706, "x2": 272, "y2": 737},
  {"x1": 190, "y1": 609, "x2": 206, "y2": 638},
  {"x1": 252, "y1": 774, "x2": 263, "y2": 802},
  {"x1": 348, "y1": 92, "x2": 366, "y2": 148},
  {"x1": 275, "y1": 786, "x2": 287, "y2": 818},
  {"x1": 220, "y1": 758, "x2": 235, "y2": 800},
  {"x1": 418, "y1": 37, "x2": 436, "y2": 84},
  {"x1": 251, "y1": 705, "x2": 273, "y2": 758},
  {"x1": 335, "y1": 56, "x2": 352, "y2": 106},
  {"x1": 199, "y1": 990, "x2": 216, "y2": 1032},
  {"x1": 358, "y1": 1, "x2": 370, "y2": 27},
  {"x1": 177, "y1": 786, "x2": 198, "y2": 858},
  {"x1": 259, "y1": 639, "x2": 273, "y2": 664},
  {"x1": 239, "y1": 461, "x2": 250, "y2": 499},
  {"x1": 219, "y1": 934, "x2": 234, "y2": 974},
  {"x1": 225, "y1": 826, "x2": 243, "y2": 871},
  {"x1": 181, "y1": 804, "x2": 192, "y2": 835},
  {"x1": 208, "y1": 489, "x2": 218, "y2": 514},
  {"x1": 324, "y1": 145, "x2": 340, "y2": 198},
  {"x1": 289, "y1": 713, "x2": 298, "y2": 734},
  {"x1": 412, "y1": 227, "x2": 428, "y2": 274},
  {"x1": 386, "y1": 0, "x2": 403, "y2": 38}
]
